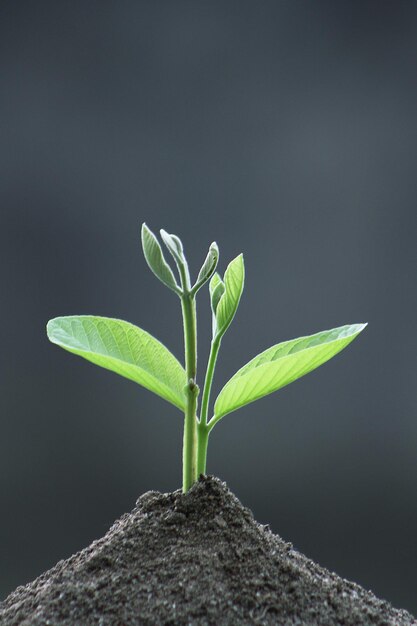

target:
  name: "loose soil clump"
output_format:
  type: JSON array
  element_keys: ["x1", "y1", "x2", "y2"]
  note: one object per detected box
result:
[{"x1": 1, "y1": 476, "x2": 415, "y2": 625}]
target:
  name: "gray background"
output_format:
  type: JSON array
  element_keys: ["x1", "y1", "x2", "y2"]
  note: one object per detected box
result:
[{"x1": 1, "y1": 0, "x2": 417, "y2": 615}]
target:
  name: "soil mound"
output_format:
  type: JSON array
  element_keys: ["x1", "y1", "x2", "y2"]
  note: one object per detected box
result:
[{"x1": 1, "y1": 476, "x2": 415, "y2": 625}]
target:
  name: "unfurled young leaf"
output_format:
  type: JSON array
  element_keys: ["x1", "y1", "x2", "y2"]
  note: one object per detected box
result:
[
  {"x1": 212, "y1": 323, "x2": 367, "y2": 423},
  {"x1": 193, "y1": 242, "x2": 219, "y2": 294},
  {"x1": 47, "y1": 316, "x2": 186, "y2": 410},
  {"x1": 214, "y1": 254, "x2": 244, "y2": 338},
  {"x1": 160, "y1": 229, "x2": 186, "y2": 265},
  {"x1": 160, "y1": 229, "x2": 191, "y2": 288},
  {"x1": 141, "y1": 224, "x2": 180, "y2": 295},
  {"x1": 209, "y1": 273, "x2": 225, "y2": 315},
  {"x1": 209, "y1": 273, "x2": 225, "y2": 337}
]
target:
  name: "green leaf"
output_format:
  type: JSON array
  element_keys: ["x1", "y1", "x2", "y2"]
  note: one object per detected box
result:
[
  {"x1": 160, "y1": 229, "x2": 186, "y2": 265},
  {"x1": 141, "y1": 224, "x2": 180, "y2": 295},
  {"x1": 47, "y1": 316, "x2": 187, "y2": 410},
  {"x1": 160, "y1": 229, "x2": 191, "y2": 287},
  {"x1": 193, "y1": 242, "x2": 219, "y2": 294},
  {"x1": 212, "y1": 323, "x2": 367, "y2": 423},
  {"x1": 214, "y1": 254, "x2": 244, "y2": 337},
  {"x1": 209, "y1": 273, "x2": 225, "y2": 315}
]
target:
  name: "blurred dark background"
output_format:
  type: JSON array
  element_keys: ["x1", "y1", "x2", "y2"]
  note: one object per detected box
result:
[{"x1": 1, "y1": 0, "x2": 416, "y2": 615}]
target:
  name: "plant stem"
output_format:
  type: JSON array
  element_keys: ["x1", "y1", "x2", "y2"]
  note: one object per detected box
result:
[
  {"x1": 181, "y1": 291, "x2": 199, "y2": 492},
  {"x1": 196, "y1": 422, "x2": 209, "y2": 477},
  {"x1": 199, "y1": 336, "x2": 221, "y2": 427},
  {"x1": 183, "y1": 375, "x2": 198, "y2": 492},
  {"x1": 195, "y1": 335, "x2": 221, "y2": 476}
]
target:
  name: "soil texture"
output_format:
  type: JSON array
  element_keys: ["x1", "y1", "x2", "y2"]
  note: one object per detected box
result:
[{"x1": 1, "y1": 476, "x2": 415, "y2": 625}]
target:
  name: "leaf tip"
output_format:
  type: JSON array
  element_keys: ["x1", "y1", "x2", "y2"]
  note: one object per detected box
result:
[
  {"x1": 231, "y1": 252, "x2": 245, "y2": 274},
  {"x1": 355, "y1": 322, "x2": 368, "y2": 334},
  {"x1": 140, "y1": 222, "x2": 153, "y2": 246},
  {"x1": 46, "y1": 316, "x2": 62, "y2": 344}
]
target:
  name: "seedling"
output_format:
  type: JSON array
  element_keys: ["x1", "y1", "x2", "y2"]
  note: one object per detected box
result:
[{"x1": 47, "y1": 225, "x2": 366, "y2": 492}]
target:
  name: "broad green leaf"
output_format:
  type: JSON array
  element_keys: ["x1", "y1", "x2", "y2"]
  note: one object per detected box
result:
[
  {"x1": 212, "y1": 323, "x2": 367, "y2": 423},
  {"x1": 193, "y1": 242, "x2": 219, "y2": 293},
  {"x1": 47, "y1": 316, "x2": 186, "y2": 410},
  {"x1": 214, "y1": 254, "x2": 244, "y2": 337},
  {"x1": 141, "y1": 224, "x2": 180, "y2": 295}
]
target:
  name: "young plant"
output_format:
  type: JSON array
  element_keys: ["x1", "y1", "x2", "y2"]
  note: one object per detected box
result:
[{"x1": 47, "y1": 225, "x2": 367, "y2": 492}]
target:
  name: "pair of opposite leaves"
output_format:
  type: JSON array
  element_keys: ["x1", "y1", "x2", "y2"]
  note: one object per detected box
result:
[{"x1": 47, "y1": 233, "x2": 366, "y2": 426}]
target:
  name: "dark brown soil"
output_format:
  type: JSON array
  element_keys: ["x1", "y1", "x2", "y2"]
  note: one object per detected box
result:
[{"x1": 1, "y1": 476, "x2": 415, "y2": 625}]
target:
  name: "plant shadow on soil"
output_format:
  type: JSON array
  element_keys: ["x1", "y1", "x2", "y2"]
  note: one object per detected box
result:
[{"x1": 1, "y1": 476, "x2": 415, "y2": 625}]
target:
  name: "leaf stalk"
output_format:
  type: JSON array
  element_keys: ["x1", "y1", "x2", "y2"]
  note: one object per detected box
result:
[{"x1": 199, "y1": 335, "x2": 221, "y2": 428}]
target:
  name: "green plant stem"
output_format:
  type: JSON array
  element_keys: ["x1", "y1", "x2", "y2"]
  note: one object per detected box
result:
[
  {"x1": 183, "y1": 375, "x2": 198, "y2": 492},
  {"x1": 196, "y1": 422, "x2": 209, "y2": 477},
  {"x1": 199, "y1": 335, "x2": 221, "y2": 427},
  {"x1": 180, "y1": 290, "x2": 199, "y2": 492},
  {"x1": 196, "y1": 335, "x2": 221, "y2": 477}
]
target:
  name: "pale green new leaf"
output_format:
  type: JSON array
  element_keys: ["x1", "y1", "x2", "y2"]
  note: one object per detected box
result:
[
  {"x1": 160, "y1": 229, "x2": 186, "y2": 266},
  {"x1": 209, "y1": 273, "x2": 225, "y2": 315},
  {"x1": 214, "y1": 254, "x2": 244, "y2": 337},
  {"x1": 193, "y1": 242, "x2": 219, "y2": 293},
  {"x1": 47, "y1": 316, "x2": 186, "y2": 410},
  {"x1": 141, "y1": 224, "x2": 180, "y2": 295},
  {"x1": 160, "y1": 229, "x2": 191, "y2": 287},
  {"x1": 212, "y1": 323, "x2": 367, "y2": 423}
]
